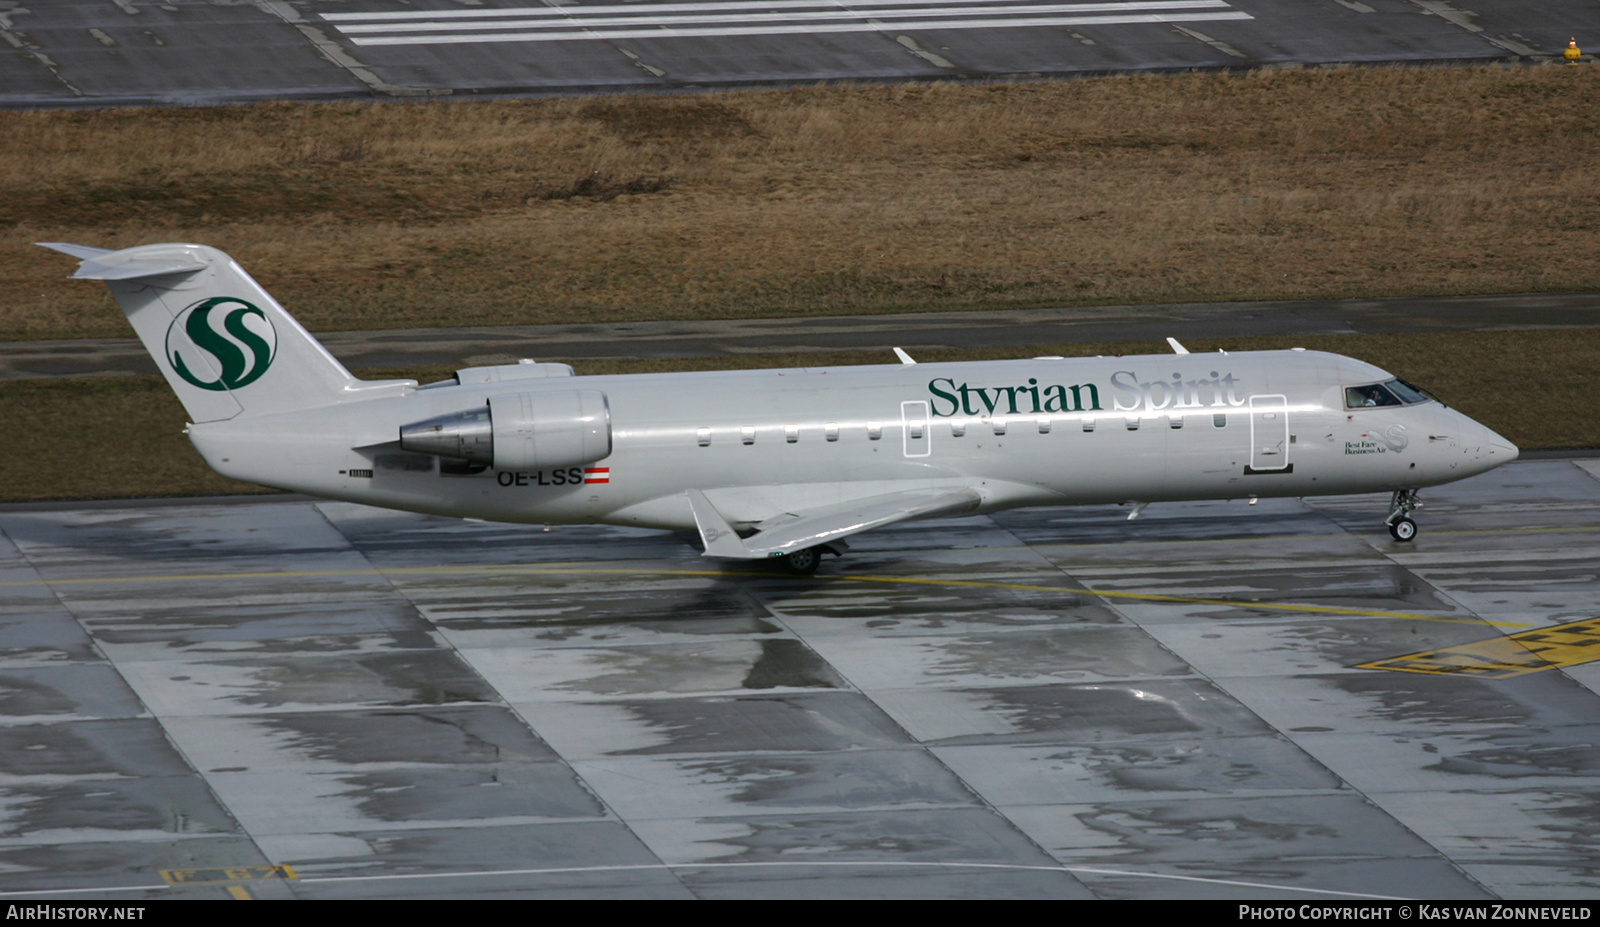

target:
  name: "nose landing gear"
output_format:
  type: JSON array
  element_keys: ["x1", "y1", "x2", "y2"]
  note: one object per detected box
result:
[{"x1": 1386, "y1": 489, "x2": 1421, "y2": 542}]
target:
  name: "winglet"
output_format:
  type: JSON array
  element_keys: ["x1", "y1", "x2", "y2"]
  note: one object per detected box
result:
[
  {"x1": 893, "y1": 347, "x2": 916, "y2": 365},
  {"x1": 686, "y1": 489, "x2": 758, "y2": 559},
  {"x1": 1166, "y1": 337, "x2": 1190, "y2": 355}
]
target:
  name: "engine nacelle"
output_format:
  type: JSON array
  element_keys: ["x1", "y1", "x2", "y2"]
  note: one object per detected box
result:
[
  {"x1": 490, "y1": 389, "x2": 611, "y2": 471},
  {"x1": 398, "y1": 389, "x2": 611, "y2": 471}
]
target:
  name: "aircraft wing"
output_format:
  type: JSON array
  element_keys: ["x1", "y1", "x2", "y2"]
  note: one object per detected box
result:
[{"x1": 687, "y1": 486, "x2": 982, "y2": 560}]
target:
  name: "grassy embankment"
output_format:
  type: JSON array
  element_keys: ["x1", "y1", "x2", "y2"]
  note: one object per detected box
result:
[
  {"x1": 7, "y1": 65, "x2": 1600, "y2": 337},
  {"x1": 2, "y1": 66, "x2": 1597, "y2": 501}
]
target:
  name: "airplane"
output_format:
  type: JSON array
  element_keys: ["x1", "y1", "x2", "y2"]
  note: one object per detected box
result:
[{"x1": 41, "y1": 241, "x2": 1519, "y2": 574}]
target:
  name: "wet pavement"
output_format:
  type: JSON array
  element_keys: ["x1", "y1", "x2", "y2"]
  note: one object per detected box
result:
[{"x1": 0, "y1": 457, "x2": 1598, "y2": 898}]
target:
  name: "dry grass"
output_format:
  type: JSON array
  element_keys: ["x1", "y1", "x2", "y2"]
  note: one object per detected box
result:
[
  {"x1": 2, "y1": 329, "x2": 1593, "y2": 503},
  {"x1": 6, "y1": 65, "x2": 1600, "y2": 339}
]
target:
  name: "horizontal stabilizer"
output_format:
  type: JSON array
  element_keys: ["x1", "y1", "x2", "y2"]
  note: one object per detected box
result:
[
  {"x1": 36, "y1": 242, "x2": 113, "y2": 261},
  {"x1": 688, "y1": 486, "x2": 983, "y2": 560},
  {"x1": 39, "y1": 242, "x2": 207, "y2": 281}
]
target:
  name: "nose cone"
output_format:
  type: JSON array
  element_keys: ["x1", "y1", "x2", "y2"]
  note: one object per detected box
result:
[
  {"x1": 1464, "y1": 417, "x2": 1518, "y2": 475},
  {"x1": 1487, "y1": 427, "x2": 1520, "y2": 464}
]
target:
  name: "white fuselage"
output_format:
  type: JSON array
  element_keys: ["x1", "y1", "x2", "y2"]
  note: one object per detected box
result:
[{"x1": 187, "y1": 349, "x2": 1516, "y2": 533}]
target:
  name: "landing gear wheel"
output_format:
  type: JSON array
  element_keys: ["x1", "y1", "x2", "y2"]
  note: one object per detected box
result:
[
  {"x1": 1385, "y1": 489, "x2": 1422, "y2": 543},
  {"x1": 780, "y1": 547, "x2": 822, "y2": 575}
]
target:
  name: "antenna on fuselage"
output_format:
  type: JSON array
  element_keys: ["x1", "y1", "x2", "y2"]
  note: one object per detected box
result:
[
  {"x1": 1166, "y1": 337, "x2": 1190, "y2": 355},
  {"x1": 893, "y1": 347, "x2": 917, "y2": 365}
]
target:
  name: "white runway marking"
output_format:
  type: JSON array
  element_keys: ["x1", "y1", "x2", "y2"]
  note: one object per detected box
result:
[
  {"x1": 321, "y1": 0, "x2": 1232, "y2": 21},
  {"x1": 333, "y1": 3, "x2": 1237, "y2": 34},
  {"x1": 325, "y1": 0, "x2": 1254, "y2": 46}
]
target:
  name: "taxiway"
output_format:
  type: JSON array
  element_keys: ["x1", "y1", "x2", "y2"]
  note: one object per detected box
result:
[{"x1": 5, "y1": 291, "x2": 1600, "y2": 381}]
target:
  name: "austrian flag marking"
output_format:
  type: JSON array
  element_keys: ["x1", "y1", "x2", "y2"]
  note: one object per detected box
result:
[{"x1": 584, "y1": 468, "x2": 611, "y2": 484}]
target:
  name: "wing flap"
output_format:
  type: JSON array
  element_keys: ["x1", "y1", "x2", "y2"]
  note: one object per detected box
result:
[{"x1": 688, "y1": 486, "x2": 982, "y2": 560}]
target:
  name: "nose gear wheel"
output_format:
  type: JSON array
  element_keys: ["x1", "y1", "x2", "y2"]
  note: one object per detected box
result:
[{"x1": 1385, "y1": 489, "x2": 1421, "y2": 542}]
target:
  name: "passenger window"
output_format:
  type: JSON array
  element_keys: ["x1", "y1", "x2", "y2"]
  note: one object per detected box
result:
[{"x1": 1345, "y1": 384, "x2": 1402, "y2": 408}]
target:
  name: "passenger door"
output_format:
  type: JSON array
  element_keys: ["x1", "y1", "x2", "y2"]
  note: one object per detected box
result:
[{"x1": 1249, "y1": 394, "x2": 1289, "y2": 471}]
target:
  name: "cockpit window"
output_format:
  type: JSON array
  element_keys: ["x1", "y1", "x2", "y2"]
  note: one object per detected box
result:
[
  {"x1": 1345, "y1": 379, "x2": 1434, "y2": 409},
  {"x1": 1388, "y1": 378, "x2": 1433, "y2": 404},
  {"x1": 1345, "y1": 383, "x2": 1402, "y2": 408}
]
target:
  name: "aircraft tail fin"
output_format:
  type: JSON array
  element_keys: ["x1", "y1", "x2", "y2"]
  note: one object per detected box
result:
[{"x1": 40, "y1": 242, "x2": 399, "y2": 423}]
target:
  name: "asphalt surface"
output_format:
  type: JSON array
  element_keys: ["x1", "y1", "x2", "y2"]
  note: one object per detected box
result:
[
  {"x1": 5, "y1": 0, "x2": 1600, "y2": 108},
  {"x1": 4, "y1": 290, "x2": 1598, "y2": 380},
  {"x1": 2, "y1": 457, "x2": 1598, "y2": 899}
]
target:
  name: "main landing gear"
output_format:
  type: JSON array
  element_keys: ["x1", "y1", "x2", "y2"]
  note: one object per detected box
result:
[
  {"x1": 1386, "y1": 489, "x2": 1421, "y2": 542},
  {"x1": 776, "y1": 544, "x2": 845, "y2": 576},
  {"x1": 780, "y1": 547, "x2": 822, "y2": 575}
]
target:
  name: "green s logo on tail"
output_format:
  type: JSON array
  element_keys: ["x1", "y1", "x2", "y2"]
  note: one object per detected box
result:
[{"x1": 165, "y1": 297, "x2": 278, "y2": 391}]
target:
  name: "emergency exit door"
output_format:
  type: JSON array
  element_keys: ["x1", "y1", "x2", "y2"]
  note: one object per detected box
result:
[{"x1": 901, "y1": 400, "x2": 931, "y2": 458}]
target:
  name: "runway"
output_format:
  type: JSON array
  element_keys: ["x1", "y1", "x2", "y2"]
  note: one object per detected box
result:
[
  {"x1": 2, "y1": 456, "x2": 1598, "y2": 899},
  {"x1": 6, "y1": 0, "x2": 1600, "y2": 108}
]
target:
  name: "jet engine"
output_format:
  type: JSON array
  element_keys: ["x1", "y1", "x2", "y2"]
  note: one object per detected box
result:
[{"x1": 398, "y1": 389, "x2": 611, "y2": 471}]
